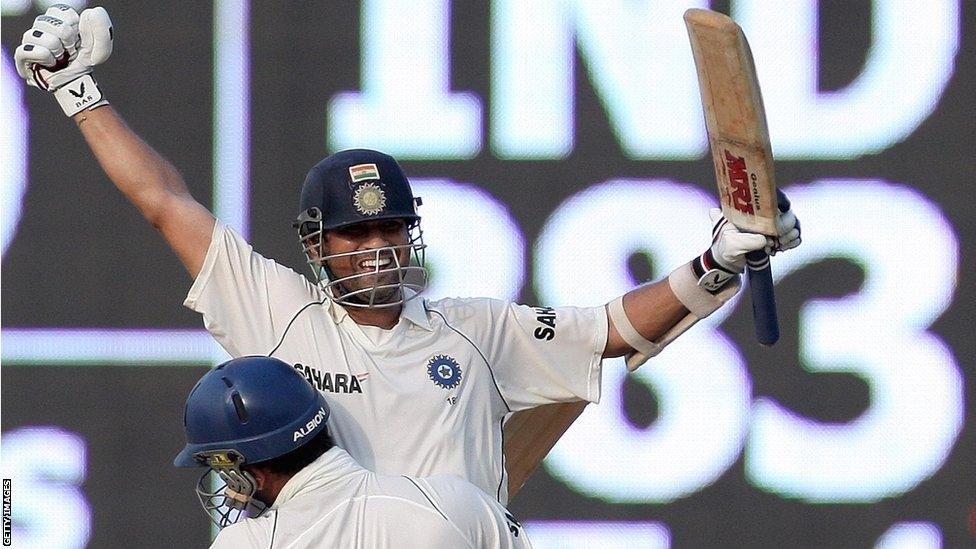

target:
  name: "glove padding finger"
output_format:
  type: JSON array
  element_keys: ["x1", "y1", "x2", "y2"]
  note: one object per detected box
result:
[
  {"x1": 708, "y1": 208, "x2": 768, "y2": 252},
  {"x1": 768, "y1": 207, "x2": 801, "y2": 254},
  {"x1": 33, "y1": 14, "x2": 79, "y2": 57},
  {"x1": 45, "y1": 4, "x2": 81, "y2": 25},
  {"x1": 770, "y1": 230, "x2": 800, "y2": 255},
  {"x1": 43, "y1": 5, "x2": 82, "y2": 59},
  {"x1": 776, "y1": 209, "x2": 798, "y2": 238},
  {"x1": 722, "y1": 230, "x2": 768, "y2": 256},
  {"x1": 21, "y1": 25, "x2": 67, "y2": 57},
  {"x1": 78, "y1": 7, "x2": 113, "y2": 65},
  {"x1": 14, "y1": 44, "x2": 56, "y2": 87}
]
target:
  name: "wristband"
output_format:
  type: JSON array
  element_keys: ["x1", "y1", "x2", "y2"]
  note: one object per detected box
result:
[
  {"x1": 620, "y1": 264, "x2": 742, "y2": 373},
  {"x1": 54, "y1": 74, "x2": 106, "y2": 117},
  {"x1": 691, "y1": 249, "x2": 737, "y2": 293},
  {"x1": 668, "y1": 261, "x2": 741, "y2": 318}
]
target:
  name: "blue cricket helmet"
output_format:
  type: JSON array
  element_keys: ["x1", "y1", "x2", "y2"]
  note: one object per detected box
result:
[
  {"x1": 174, "y1": 356, "x2": 330, "y2": 468},
  {"x1": 293, "y1": 149, "x2": 429, "y2": 308},
  {"x1": 295, "y1": 148, "x2": 421, "y2": 233}
]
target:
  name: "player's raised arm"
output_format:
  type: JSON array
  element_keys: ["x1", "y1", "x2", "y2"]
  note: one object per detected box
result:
[
  {"x1": 14, "y1": 5, "x2": 215, "y2": 278},
  {"x1": 603, "y1": 206, "x2": 800, "y2": 368},
  {"x1": 73, "y1": 105, "x2": 215, "y2": 277}
]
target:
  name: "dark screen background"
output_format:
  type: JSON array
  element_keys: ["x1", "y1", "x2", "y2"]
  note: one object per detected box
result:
[{"x1": 2, "y1": 2, "x2": 973, "y2": 547}]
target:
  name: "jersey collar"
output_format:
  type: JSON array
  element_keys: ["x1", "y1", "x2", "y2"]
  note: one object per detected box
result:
[
  {"x1": 400, "y1": 293, "x2": 433, "y2": 331},
  {"x1": 326, "y1": 290, "x2": 432, "y2": 332}
]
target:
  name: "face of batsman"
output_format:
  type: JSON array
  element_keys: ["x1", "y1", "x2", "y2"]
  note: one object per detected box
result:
[
  {"x1": 294, "y1": 149, "x2": 427, "y2": 308},
  {"x1": 303, "y1": 218, "x2": 425, "y2": 307}
]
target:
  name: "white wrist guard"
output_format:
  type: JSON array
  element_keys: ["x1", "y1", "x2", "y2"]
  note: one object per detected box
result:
[
  {"x1": 54, "y1": 75, "x2": 107, "y2": 117},
  {"x1": 668, "y1": 260, "x2": 741, "y2": 318}
]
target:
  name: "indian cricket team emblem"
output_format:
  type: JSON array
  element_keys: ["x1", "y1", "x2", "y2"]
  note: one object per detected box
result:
[
  {"x1": 353, "y1": 182, "x2": 386, "y2": 216},
  {"x1": 427, "y1": 354, "x2": 462, "y2": 390}
]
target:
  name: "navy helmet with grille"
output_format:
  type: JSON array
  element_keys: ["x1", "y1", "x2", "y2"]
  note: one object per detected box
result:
[{"x1": 174, "y1": 356, "x2": 329, "y2": 467}]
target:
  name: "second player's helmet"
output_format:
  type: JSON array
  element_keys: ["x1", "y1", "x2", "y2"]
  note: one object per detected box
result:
[
  {"x1": 294, "y1": 149, "x2": 427, "y2": 308},
  {"x1": 174, "y1": 356, "x2": 331, "y2": 527}
]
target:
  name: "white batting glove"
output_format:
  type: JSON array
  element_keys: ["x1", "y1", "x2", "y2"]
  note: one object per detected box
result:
[
  {"x1": 706, "y1": 208, "x2": 768, "y2": 274},
  {"x1": 693, "y1": 200, "x2": 802, "y2": 292},
  {"x1": 690, "y1": 209, "x2": 770, "y2": 293},
  {"x1": 14, "y1": 4, "x2": 113, "y2": 116},
  {"x1": 768, "y1": 207, "x2": 801, "y2": 256}
]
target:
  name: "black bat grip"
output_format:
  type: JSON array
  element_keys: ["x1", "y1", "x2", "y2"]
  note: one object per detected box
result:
[
  {"x1": 747, "y1": 190, "x2": 791, "y2": 346},
  {"x1": 747, "y1": 252, "x2": 778, "y2": 345}
]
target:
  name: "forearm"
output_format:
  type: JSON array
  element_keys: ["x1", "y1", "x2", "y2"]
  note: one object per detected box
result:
[
  {"x1": 603, "y1": 278, "x2": 688, "y2": 358},
  {"x1": 602, "y1": 258, "x2": 743, "y2": 365},
  {"x1": 74, "y1": 105, "x2": 188, "y2": 227},
  {"x1": 73, "y1": 104, "x2": 215, "y2": 277}
]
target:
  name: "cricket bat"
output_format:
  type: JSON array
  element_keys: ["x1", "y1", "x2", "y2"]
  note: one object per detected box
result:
[{"x1": 684, "y1": 8, "x2": 787, "y2": 345}]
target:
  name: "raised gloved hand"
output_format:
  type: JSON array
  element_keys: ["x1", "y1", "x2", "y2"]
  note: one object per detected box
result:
[
  {"x1": 14, "y1": 4, "x2": 113, "y2": 116},
  {"x1": 707, "y1": 208, "x2": 768, "y2": 274},
  {"x1": 695, "y1": 196, "x2": 801, "y2": 291}
]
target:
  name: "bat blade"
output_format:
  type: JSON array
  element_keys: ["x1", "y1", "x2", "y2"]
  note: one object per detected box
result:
[{"x1": 685, "y1": 8, "x2": 781, "y2": 345}]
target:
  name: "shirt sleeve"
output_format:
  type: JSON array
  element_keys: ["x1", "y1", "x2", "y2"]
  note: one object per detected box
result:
[
  {"x1": 183, "y1": 221, "x2": 323, "y2": 357},
  {"x1": 440, "y1": 298, "x2": 607, "y2": 411}
]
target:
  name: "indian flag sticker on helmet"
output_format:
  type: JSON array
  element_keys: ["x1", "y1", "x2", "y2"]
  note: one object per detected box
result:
[
  {"x1": 349, "y1": 163, "x2": 380, "y2": 183},
  {"x1": 353, "y1": 182, "x2": 387, "y2": 215}
]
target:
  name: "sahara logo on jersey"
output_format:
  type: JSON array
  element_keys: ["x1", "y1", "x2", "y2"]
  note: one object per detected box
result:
[
  {"x1": 427, "y1": 354, "x2": 462, "y2": 389},
  {"x1": 293, "y1": 363, "x2": 365, "y2": 394},
  {"x1": 293, "y1": 406, "x2": 329, "y2": 442},
  {"x1": 533, "y1": 306, "x2": 557, "y2": 341}
]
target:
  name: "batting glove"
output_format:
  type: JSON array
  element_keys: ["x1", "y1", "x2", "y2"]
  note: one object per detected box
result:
[
  {"x1": 14, "y1": 4, "x2": 113, "y2": 117},
  {"x1": 694, "y1": 197, "x2": 802, "y2": 291},
  {"x1": 769, "y1": 206, "x2": 801, "y2": 255},
  {"x1": 690, "y1": 209, "x2": 765, "y2": 291}
]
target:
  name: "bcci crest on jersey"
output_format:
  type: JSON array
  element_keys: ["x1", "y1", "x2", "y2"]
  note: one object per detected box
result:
[{"x1": 427, "y1": 355, "x2": 462, "y2": 390}]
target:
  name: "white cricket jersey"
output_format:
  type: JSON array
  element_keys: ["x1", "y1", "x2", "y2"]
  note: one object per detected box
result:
[
  {"x1": 185, "y1": 222, "x2": 607, "y2": 502},
  {"x1": 209, "y1": 447, "x2": 532, "y2": 549}
]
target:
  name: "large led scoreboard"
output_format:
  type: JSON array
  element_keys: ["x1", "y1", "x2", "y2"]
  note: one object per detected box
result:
[{"x1": 2, "y1": 1, "x2": 973, "y2": 547}]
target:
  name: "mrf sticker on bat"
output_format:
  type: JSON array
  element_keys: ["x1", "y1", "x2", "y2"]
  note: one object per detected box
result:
[{"x1": 722, "y1": 148, "x2": 759, "y2": 215}]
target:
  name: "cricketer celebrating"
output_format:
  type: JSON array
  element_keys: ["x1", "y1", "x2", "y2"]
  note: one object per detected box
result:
[
  {"x1": 177, "y1": 356, "x2": 531, "y2": 548},
  {"x1": 15, "y1": 6, "x2": 800, "y2": 504}
]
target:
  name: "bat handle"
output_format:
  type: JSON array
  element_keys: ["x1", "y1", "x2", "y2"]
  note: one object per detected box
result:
[
  {"x1": 747, "y1": 251, "x2": 779, "y2": 345},
  {"x1": 747, "y1": 189, "x2": 791, "y2": 346}
]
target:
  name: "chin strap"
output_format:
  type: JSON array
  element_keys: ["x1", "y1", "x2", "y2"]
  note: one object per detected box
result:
[{"x1": 608, "y1": 261, "x2": 741, "y2": 372}]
